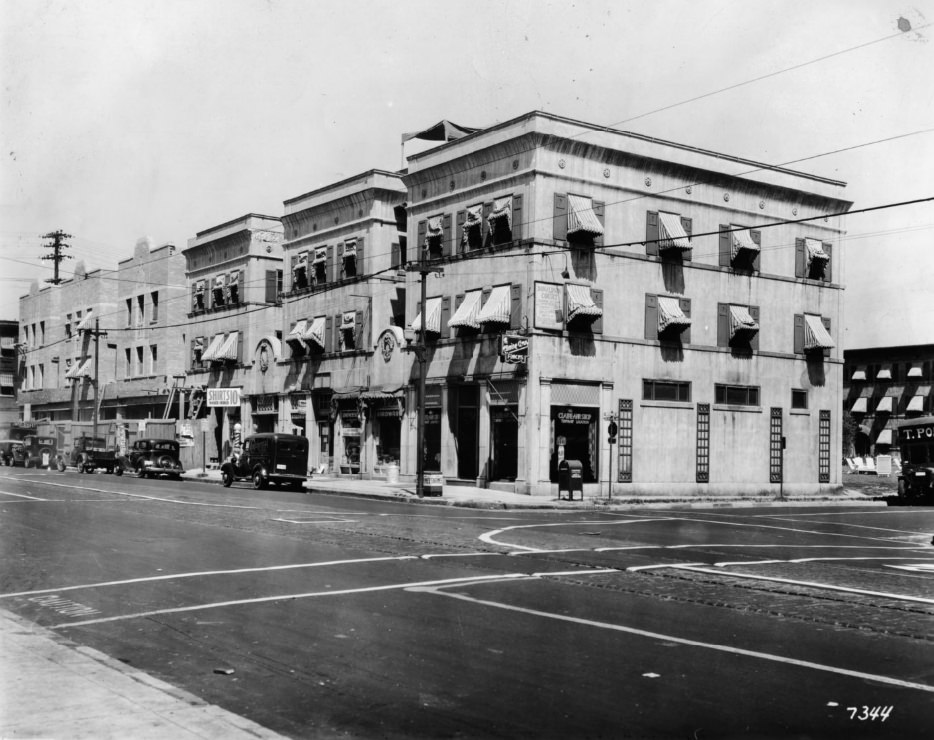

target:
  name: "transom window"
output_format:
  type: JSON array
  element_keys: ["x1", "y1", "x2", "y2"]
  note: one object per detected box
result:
[
  {"x1": 643, "y1": 379, "x2": 691, "y2": 403},
  {"x1": 715, "y1": 383, "x2": 760, "y2": 406}
]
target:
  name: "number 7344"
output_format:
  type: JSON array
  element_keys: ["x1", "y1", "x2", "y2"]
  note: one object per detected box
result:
[{"x1": 847, "y1": 706, "x2": 893, "y2": 722}]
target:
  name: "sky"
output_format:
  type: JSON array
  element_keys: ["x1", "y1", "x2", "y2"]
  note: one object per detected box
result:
[{"x1": 2, "y1": 0, "x2": 932, "y2": 348}]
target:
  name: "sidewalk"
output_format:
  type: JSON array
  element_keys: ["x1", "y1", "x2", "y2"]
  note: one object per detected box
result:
[
  {"x1": 0, "y1": 608, "x2": 285, "y2": 739},
  {"x1": 181, "y1": 468, "x2": 886, "y2": 510}
]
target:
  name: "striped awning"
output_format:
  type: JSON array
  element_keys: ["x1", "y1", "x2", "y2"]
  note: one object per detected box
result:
[
  {"x1": 194, "y1": 280, "x2": 206, "y2": 294},
  {"x1": 658, "y1": 212, "x2": 691, "y2": 251},
  {"x1": 200, "y1": 333, "x2": 226, "y2": 362},
  {"x1": 803, "y1": 314, "x2": 834, "y2": 350},
  {"x1": 876, "y1": 365, "x2": 892, "y2": 380},
  {"x1": 448, "y1": 290, "x2": 483, "y2": 330},
  {"x1": 213, "y1": 332, "x2": 239, "y2": 363},
  {"x1": 304, "y1": 316, "x2": 326, "y2": 349},
  {"x1": 340, "y1": 311, "x2": 356, "y2": 332},
  {"x1": 313, "y1": 246, "x2": 327, "y2": 264},
  {"x1": 851, "y1": 397, "x2": 867, "y2": 413},
  {"x1": 731, "y1": 228, "x2": 760, "y2": 259},
  {"x1": 477, "y1": 285, "x2": 512, "y2": 325},
  {"x1": 464, "y1": 204, "x2": 482, "y2": 230},
  {"x1": 287, "y1": 320, "x2": 307, "y2": 344},
  {"x1": 0, "y1": 336, "x2": 15, "y2": 349},
  {"x1": 410, "y1": 297, "x2": 442, "y2": 334},
  {"x1": 214, "y1": 275, "x2": 226, "y2": 289},
  {"x1": 76, "y1": 310, "x2": 94, "y2": 331},
  {"x1": 876, "y1": 429, "x2": 893, "y2": 445},
  {"x1": 658, "y1": 296, "x2": 691, "y2": 334},
  {"x1": 876, "y1": 396, "x2": 893, "y2": 413},
  {"x1": 425, "y1": 215, "x2": 444, "y2": 249},
  {"x1": 73, "y1": 358, "x2": 93, "y2": 379},
  {"x1": 488, "y1": 196, "x2": 512, "y2": 229},
  {"x1": 566, "y1": 284, "x2": 602, "y2": 323},
  {"x1": 805, "y1": 238, "x2": 830, "y2": 268},
  {"x1": 729, "y1": 305, "x2": 759, "y2": 340},
  {"x1": 566, "y1": 195, "x2": 604, "y2": 238},
  {"x1": 851, "y1": 367, "x2": 867, "y2": 381},
  {"x1": 908, "y1": 363, "x2": 923, "y2": 378},
  {"x1": 907, "y1": 395, "x2": 925, "y2": 413},
  {"x1": 343, "y1": 239, "x2": 357, "y2": 258},
  {"x1": 64, "y1": 359, "x2": 82, "y2": 379}
]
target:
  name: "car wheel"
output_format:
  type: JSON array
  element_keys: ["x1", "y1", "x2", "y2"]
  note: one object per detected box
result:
[
  {"x1": 77, "y1": 460, "x2": 85, "y2": 473},
  {"x1": 252, "y1": 470, "x2": 267, "y2": 490},
  {"x1": 222, "y1": 469, "x2": 234, "y2": 487},
  {"x1": 897, "y1": 478, "x2": 909, "y2": 500},
  {"x1": 56, "y1": 458, "x2": 66, "y2": 472},
  {"x1": 24, "y1": 458, "x2": 33, "y2": 469},
  {"x1": 136, "y1": 465, "x2": 147, "y2": 479}
]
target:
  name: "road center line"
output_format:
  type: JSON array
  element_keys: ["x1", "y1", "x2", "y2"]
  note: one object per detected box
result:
[
  {"x1": 0, "y1": 489, "x2": 46, "y2": 500},
  {"x1": 414, "y1": 586, "x2": 934, "y2": 694}
]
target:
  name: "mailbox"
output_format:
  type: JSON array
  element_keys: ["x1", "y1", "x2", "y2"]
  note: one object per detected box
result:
[{"x1": 557, "y1": 459, "x2": 583, "y2": 501}]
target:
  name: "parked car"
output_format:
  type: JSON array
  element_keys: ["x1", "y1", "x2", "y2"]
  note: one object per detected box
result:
[
  {"x1": 121, "y1": 438, "x2": 184, "y2": 479},
  {"x1": 21, "y1": 435, "x2": 58, "y2": 469},
  {"x1": 59, "y1": 435, "x2": 119, "y2": 474},
  {"x1": 0, "y1": 439, "x2": 25, "y2": 467},
  {"x1": 221, "y1": 433, "x2": 308, "y2": 490}
]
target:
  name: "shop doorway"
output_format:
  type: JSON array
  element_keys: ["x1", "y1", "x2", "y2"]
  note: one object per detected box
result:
[
  {"x1": 490, "y1": 406, "x2": 518, "y2": 481},
  {"x1": 455, "y1": 385, "x2": 479, "y2": 480}
]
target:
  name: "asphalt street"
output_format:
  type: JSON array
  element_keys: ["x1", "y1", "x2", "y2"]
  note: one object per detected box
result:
[{"x1": 1, "y1": 468, "x2": 932, "y2": 738}]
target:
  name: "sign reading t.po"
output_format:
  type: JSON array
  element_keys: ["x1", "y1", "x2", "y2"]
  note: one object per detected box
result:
[{"x1": 207, "y1": 388, "x2": 241, "y2": 407}]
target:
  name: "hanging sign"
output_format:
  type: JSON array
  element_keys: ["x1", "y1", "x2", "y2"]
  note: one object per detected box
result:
[
  {"x1": 501, "y1": 334, "x2": 529, "y2": 364},
  {"x1": 207, "y1": 387, "x2": 241, "y2": 407}
]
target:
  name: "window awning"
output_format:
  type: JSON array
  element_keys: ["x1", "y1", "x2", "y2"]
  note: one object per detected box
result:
[
  {"x1": 214, "y1": 275, "x2": 226, "y2": 289},
  {"x1": 488, "y1": 196, "x2": 512, "y2": 230},
  {"x1": 304, "y1": 316, "x2": 326, "y2": 349},
  {"x1": 876, "y1": 396, "x2": 893, "y2": 413},
  {"x1": 410, "y1": 297, "x2": 442, "y2": 334},
  {"x1": 200, "y1": 333, "x2": 225, "y2": 362},
  {"x1": 805, "y1": 238, "x2": 830, "y2": 267},
  {"x1": 294, "y1": 253, "x2": 308, "y2": 274},
  {"x1": 729, "y1": 305, "x2": 759, "y2": 339},
  {"x1": 73, "y1": 358, "x2": 93, "y2": 379},
  {"x1": 228, "y1": 271, "x2": 239, "y2": 286},
  {"x1": 425, "y1": 215, "x2": 444, "y2": 248},
  {"x1": 657, "y1": 212, "x2": 691, "y2": 251},
  {"x1": 907, "y1": 395, "x2": 925, "y2": 413},
  {"x1": 907, "y1": 363, "x2": 923, "y2": 378},
  {"x1": 566, "y1": 194, "x2": 604, "y2": 238},
  {"x1": 213, "y1": 332, "x2": 239, "y2": 363},
  {"x1": 464, "y1": 204, "x2": 483, "y2": 229},
  {"x1": 64, "y1": 359, "x2": 81, "y2": 379},
  {"x1": 76, "y1": 310, "x2": 94, "y2": 331},
  {"x1": 194, "y1": 337, "x2": 205, "y2": 351},
  {"x1": 287, "y1": 320, "x2": 307, "y2": 344},
  {"x1": 731, "y1": 228, "x2": 760, "y2": 259},
  {"x1": 477, "y1": 285, "x2": 512, "y2": 325},
  {"x1": 851, "y1": 367, "x2": 867, "y2": 381},
  {"x1": 876, "y1": 365, "x2": 892, "y2": 380},
  {"x1": 851, "y1": 397, "x2": 867, "y2": 413},
  {"x1": 876, "y1": 429, "x2": 893, "y2": 445},
  {"x1": 658, "y1": 296, "x2": 691, "y2": 333},
  {"x1": 0, "y1": 336, "x2": 15, "y2": 349},
  {"x1": 343, "y1": 239, "x2": 357, "y2": 259},
  {"x1": 340, "y1": 311, "x2": 356, "y2": 332},
  {"x1": 194, "y1": 280, "x2": 206, "y2": 294},
  {"x1": 448, "y1": 290, "x2": 483, "y2": 330},
  {"x1": 313, "y1": 246, "x2": 327, "y2": 264},
  {"x1": 566, "y1": 284, "x2": 602, "y2": 322},
  {"x1": 803, "y1": 314, "x2": 834, "y2": 351}
]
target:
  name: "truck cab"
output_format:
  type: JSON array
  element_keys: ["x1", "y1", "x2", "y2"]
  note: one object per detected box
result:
[{"x1": 894, "y1": 415, "x2": 934, "y2": 502}]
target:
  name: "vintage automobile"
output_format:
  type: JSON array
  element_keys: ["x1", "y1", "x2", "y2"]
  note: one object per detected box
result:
[
  {"x1": 21, "y1": 435, "x2": 59, "y2": 469},
  {"x1": 59, "y1": 435, "x2": 119, "y2": 474},
  {"x1": 120, "y1": 438, "x2": 185, "y2": 479},
  {"x1": 220, "y1": 433, "x2": 308, "y2": 490},
  {"x1": 895, "y1": 415, "x2": 934, "y2": 502},
  {"x1": 0, "y1": 439, "x2": 25, "y2": 467}
]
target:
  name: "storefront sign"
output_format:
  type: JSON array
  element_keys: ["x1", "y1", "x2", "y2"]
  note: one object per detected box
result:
[
  {"x1": 556, "y1": 409, "x2": 594, "y2": 424},
  {"x1": 901, "y1": 424, "x2": 934, "y2": 441},
  {"x1": 534, "y1": 281, "x2": 564, "y2": 330},
  {"x1": 501, "y1": 334, "x2": 529, "y2": 364},
  {"x1": 291, "y1": 396, "x2": 308, "y2": 415},
  {"x1": 375, "y1": 405, "x2": 402, "y2": 418},
  {"x1": 207, "y1": 387, "x2": 241, "y2": 407},
  {"x1": 425, "y1": 386, "x2": 443, "y2": 408}
]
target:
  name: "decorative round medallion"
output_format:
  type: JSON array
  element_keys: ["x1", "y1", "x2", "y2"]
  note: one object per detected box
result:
[
  {"x1": 558, "y1": 159, "x2": 566, "y2": 169},
  {"x1": 421, "y1": 189, "x2": 427, "y2": 199},
  {"x1": 512, "y1": 160, "x2": 519, "y2": 170},
  {"x1": 312, "y1": 223, "x2": 317, "y2": 231},
  {"x1": 265, "y1": 244, "x2": 272, "y2": 253},
  {"x1": 792, "y1": 207, "x2": 798, "y2": 216},
  {"x1": 603, "y1": 168, "x2": 611, "y2": 178},
  {"x1": 759, "y1": 200, "x2": 766, "y2": 209},
  {"x1": 480, "y1": 170, "x2": 487, "y2": 181},
  {"x1": 644, "y1": 176, "x2": 652, "y2": 187},
  {"x1": 685, "y1": 186, "x2": 692, "y2": 195},
  {"x1": 449, "y1": 180, "x2": 455, "y2": 191},
  {"x1": 723, "y1": 192, "x2": 730, "y2": 202},
  {"x1": 380, "y1": 332, "x2": 395, "y2": 362},
  {"x1": 333, "y1": 216, "x2": 339, "y2": 224},
  {"x1": 358, "y1": 209, "x2": 363, "y2": 218}
]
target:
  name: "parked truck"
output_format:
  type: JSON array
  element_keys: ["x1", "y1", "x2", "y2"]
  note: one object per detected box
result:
[{"x1": 894, "y1": 415, "x2": 934, "y2": 502}]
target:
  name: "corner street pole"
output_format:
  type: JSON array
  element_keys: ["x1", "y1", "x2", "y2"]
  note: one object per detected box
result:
[{"x1": 90, "y1": 318, "x2": 106, "y2": 441}]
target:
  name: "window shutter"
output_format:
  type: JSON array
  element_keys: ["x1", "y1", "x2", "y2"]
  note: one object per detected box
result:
[
  {"x1": 822, "y1": 316, "x2": 832, "y2": 358},
  {"x1": 646, "y1": 211, "x2": 659, "y2": 256},
  {"x1": 455, "y1": 210, "x2": 466, "y2": 255},
  {"x1": 325, "y1": 316, "x2": 333, "y2": 353},
  {"x1": 680, "y1": 216, "x2": 692, "y2": 262},
  {"x1": 512, "y1": 194, "x2": 523, "y2": 241},
  {"x1": 750, "y1": 305, "x2": 760, "y2": 351},
  {"x1": 391, "y1": 242, "x2": 401, "y2": 269},
  {"x1": 719, "y1": 225, "x2": 731, "y2": 267},
  {"x1": 822, "y1": 242, "x2": 832, "y2": 282},
  {"x1": 593, "y1": 200, "x2": 606, "y2": 247},
  {"x1": 290, "y1": 254, "x2": 298, "y2": 291},
  {"x1": 356, "y1": 237, "x2": 365, "y2": 276},
  {"x1": 751, "y1": 230, "x2": 761, "y2": 271},
  {"x1": 480, "y1": 287, "x2": 492, "y2": 332},
  {"x1": 717, "y1": 303, "x2": 729, "y2": 347},
  {"x1": 510, "y1": 284, "x2": 522, "y2": 329},
  {"x1": 645, "y1": 294, "x2": 658, "y2": 340},
  {"x1": 440, "y1": 297, "x2": 451, "y2": 338},
  {"x1": 553, "y1": 193, "x2": 568, "y2": 241},
  {"x1": 442, "y1": 213, "x2": 453, "y2": 258},
  {"x1": 591, "y1": 288, "x2": 604, "y2": 335},
  {"x1": 793, "y1": 314, "x2": 804, "y2": 354},
  {"x1": 482, "y1": 202, "x2": 493, "y2": 249},
  {"x1": 355, "y1": 309, "x2": 365, "y2": 348},
  {"x1": 336, "y1": 242, "x2": 345, "y2": 279},
  {"x1": 680, "y1": 297, "x2": 692, "y2": 344},
  {"x1": 417, "y1": 220, "x2": 427, "y2": 258},
  {"x1": 453, "y1": 293, "x2": 464, "y2": 332},
  {"x1": 327, "y1": 244, "x2": 335, "y2": 282},
  {"x1": 795, "y1": 238, "x2": 806, "y2": 278},
  {"x1": 235, "y1": 331, "x2": 243, "y2": 365}
]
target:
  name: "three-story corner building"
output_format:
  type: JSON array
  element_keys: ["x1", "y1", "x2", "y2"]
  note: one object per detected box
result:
[
  {"x1": 1, "y1": 320, "x2": 21, "y2": 425},
  {"x1": 280, "y1": 170, "x2": 408, "y2": 477},
  {"x1": 183, "y1": 214, "x2": 284, "y2": 464},
  {"x1": 399, "y1": 111, "x2": 850, "y2": 496}
]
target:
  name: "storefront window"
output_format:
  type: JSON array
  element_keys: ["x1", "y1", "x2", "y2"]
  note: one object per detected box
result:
[
  {"x1": 424, "y1": 407, "x2": 442, "y2": 472},
  {"x1": 339, "y1": 405, "x2": 361, "y2": 474},
  {"x1": 549, "y1": 405, "x2": 598, "y2": 483},
  {"x1": 374, "y1": 406, "x2": 401, "y2": 465},
  {"x1": 491, "y1": 405, "x2": 518, "y2": 481}
]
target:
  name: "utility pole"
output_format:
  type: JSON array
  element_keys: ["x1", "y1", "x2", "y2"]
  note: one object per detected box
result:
[
  {"x1": 40, "y1": 230, "x2": 73, "y2": 285},
  {"x1": 404, "y1": 261, "x2": 443, "y2": 498},
  {"x1": 84, "y1": 318, "x2": 107, "y2": 439}
]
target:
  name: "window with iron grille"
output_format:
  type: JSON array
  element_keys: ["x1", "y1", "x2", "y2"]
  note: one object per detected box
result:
[
  {"x1": 819, "y1": 410, "x2": 831, "y2": 483},
  {"x1": 696, "y1": 403, "x2": 710, "y2": 483},
  {"x1": 617, "y1": 399, "x2": 633, "y2": 483},
  {"x1": 770, "y1": 408, "x2": 783, "y2": 483}
]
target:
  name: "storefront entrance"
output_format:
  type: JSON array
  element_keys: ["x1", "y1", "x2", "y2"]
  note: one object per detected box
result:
[
  {"x1": 490, "y1": 405, "x2": 518, "y2": 481},
  {"x1": 549, "y1": 405, "x2": 599, "y2": 483},
  {"x1": 455, "y1": 385, "x2": 479, "y2": 480}
]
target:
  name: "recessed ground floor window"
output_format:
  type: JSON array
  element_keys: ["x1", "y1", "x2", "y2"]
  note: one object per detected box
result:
[{"x1": 549, "y1": 405, "x2": 598, "y2": 483}]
